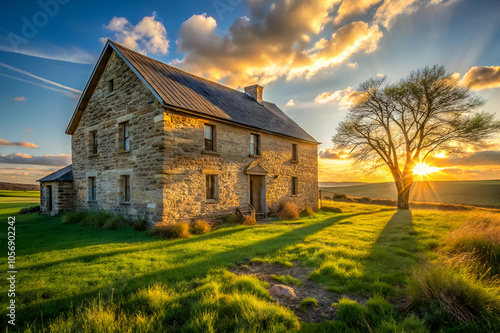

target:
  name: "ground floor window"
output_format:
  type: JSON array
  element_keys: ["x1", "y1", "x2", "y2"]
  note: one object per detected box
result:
[
  {"x1": 123, "y1": 175, "x2": 131, "y2": 203},
  {"x1": 88, "y1": 177, "x2": 96, "y2": 201},
  {"x1": 291, "y1": 177, "x2": 298, "y2": 196},
  {"x1": 206, "y1": 174, "x2": 218, "y2": 201}
]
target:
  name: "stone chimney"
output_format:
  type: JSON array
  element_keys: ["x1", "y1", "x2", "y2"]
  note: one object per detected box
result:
[{"x1": 244, "y1": 84, "x2": 263, "y2": 105}]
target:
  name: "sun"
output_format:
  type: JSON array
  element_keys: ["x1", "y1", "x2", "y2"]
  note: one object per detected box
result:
[{"x1": 413, "y1": 162, "x2": 441, "y2": 178}]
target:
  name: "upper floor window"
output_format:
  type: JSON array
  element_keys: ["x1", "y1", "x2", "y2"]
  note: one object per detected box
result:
[
  {"x1": 88, "y1": 177, "x2": 96, "y2": 201},
  {"x1": 121, "y1": 122, "x2": 130, "y2": 150},
  {"x1": 250, "y1": 134, "x2": 261, "y2": 156},
  {"x1": 90, "y1": 130, "x2": 98, "y2": 154},
  {"x1": 292, "y1": 143, "x2": 298, "y2": 162},
  {"x1": 107, "y1": 78, "x2": 114, "y2": 94},
  {"x1": 206, "y1": 174, "x2": 218, "y2": 201},
  {"x1": 291, "y1": 177, "x2": 298, "y2": 196},
  {"x1": 204, "y1": 124, "x2": 215, "y2": 151}
]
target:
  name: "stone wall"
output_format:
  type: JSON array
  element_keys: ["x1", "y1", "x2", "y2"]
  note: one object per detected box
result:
[
  {"x1": 156, "y1": 110, "x2": 319, "y2": 221},
  {"x1": 40, "y1": 181, "x2": 73, "y2": 215},
  {"x1": 71, "y1": 49, "x2": 318, "y2": 222},
  {"x1": 71, "y1": 51, "x2": 165, "y2": 220}
]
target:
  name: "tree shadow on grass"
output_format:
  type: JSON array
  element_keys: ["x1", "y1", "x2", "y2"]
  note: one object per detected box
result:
[{"x1": 11, "y1": 210, "x2": 381, "y2": 327}]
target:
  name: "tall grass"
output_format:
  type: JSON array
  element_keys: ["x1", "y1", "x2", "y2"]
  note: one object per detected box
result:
[{"x1": 442, "y1": 212, "x2": 500, "y2": 277}]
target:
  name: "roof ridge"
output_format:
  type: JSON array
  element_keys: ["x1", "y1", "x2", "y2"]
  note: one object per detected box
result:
[{"x1": 109, "y1": 40, "x2": 257, "y2": 99}]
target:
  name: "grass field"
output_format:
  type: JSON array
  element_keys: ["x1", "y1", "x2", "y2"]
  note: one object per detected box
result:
[
  {"x1": 1, "y1": 193, "x2": 498, "y2": 332},
  {"x1": 321, "y1": 180, "x2": 500, "y2": 208}
]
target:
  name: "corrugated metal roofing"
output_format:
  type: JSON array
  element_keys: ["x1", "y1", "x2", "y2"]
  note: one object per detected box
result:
[
  {"x1": 67, "y1": 40, "x2": 317, "y2": 143},
  {"x1": 37, "y1": 165, "x2": 72, "y2": 182}
]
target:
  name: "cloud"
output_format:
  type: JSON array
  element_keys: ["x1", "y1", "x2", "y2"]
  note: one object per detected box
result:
[
  {"x1": 102, "y1": 13, "x2": 169, "y2": 55},
  {"x1": 0, "y1": 62, "x2": 82, "y2": 94},
  {"x1": 347, "y1": 62, "x2": 358, "y2": 68},
  {"x1": 374, "y1": 0, "x2": 419, "y2": 29},
  {"x1": 0, "y1": 73, "x2": 80, "y2": 98},
  {"x1": 334, "y1": 0, "x2": 382, "y2": 25},
  {"x1": 26, "y1": 128, "x2": 33, "y2": 132},
  {"x1": 428, "y1": 150, "x2": 500, "y2": 167},
  {"x1": 285, "y1": 99, "x2": 296, "y2": 107},
  {"x1": 315, "y1": 86, "x2": 363, "y2": 107},
  {"x1": 13, "y1": 96, "x2": 26, "y2": 101},
  {"x1": 173, "y1": 1, "x2": 383, "y2": 87},
  {"x1": 0, "y1": 153, "x2": 71, "y2": 166},
  {"x1": 0, "y1": 138, "x2": 38, "y2": 148},
  {"x1": 461, "y1": 66, "x2": 500, "y2": 90},
  {"x1": 319, "y1": 148, "x2": 349, "y2": 159},
  {"x1": 376, "y1": 73, "x2": 384, "y2": 77},
  {"x1": 0, "y1": 40, "x2": 96, "y2": 65}
]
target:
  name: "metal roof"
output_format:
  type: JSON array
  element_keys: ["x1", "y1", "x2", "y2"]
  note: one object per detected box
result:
[
  {"x1": 37, "y1": 165, "x2": 73, "y2": 182},
  {"x1": 66, "y1": 40, "x2": 318, "y2": 144}
]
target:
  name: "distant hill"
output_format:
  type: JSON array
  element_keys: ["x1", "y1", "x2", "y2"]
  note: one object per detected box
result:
[
  {"x1": 319, "y1": 182, "x2": 367, "y2": 187},
  {"x1": 0, "y1": 182, "x2": 39, "y2": 191},
  {"x1": 321, "y1": 180, "x2": 500, "y2": 208}
]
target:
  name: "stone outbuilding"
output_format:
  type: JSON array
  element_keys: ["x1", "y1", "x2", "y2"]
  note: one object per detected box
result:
[
  {"x1": 38, "y1": 164, "x2": 73, "y2": 215},
  {"x1": 39, "y1": 40, "x2": 319, "y2": 222}
]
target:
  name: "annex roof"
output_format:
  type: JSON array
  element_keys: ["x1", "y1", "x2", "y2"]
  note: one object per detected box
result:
[{"x1": 37, "y1": 164, "x2": 73, "y2": 182}]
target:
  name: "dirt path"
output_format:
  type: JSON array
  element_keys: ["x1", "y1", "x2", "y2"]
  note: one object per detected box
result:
[{"x1": 230, "y1": 261, "x2": 368, "y2": 323}]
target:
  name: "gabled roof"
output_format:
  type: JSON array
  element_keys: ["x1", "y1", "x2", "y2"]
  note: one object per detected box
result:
[
  {"x1": 66, "y1": 40, "x2": 318, "y2": 144},
  {"x1": 37, "y1": 165, "x2": 72, "y2": 182}
]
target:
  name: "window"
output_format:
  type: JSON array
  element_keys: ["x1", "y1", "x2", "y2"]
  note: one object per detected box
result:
[
  {"x1": 123, "y1": 175, "x2": 131, "y2": 203},
  {"x1": 204, "y1": 124, "x2": 215, "y2": 151},
  {"x1": 88, "y1": 177, "x2": 96, "y2": 201},
  {"x1": 206, "y1": 174, "x2": 218, "y2": 201},
  {"x1": 107, "y1": 78, "x2": 114, "y2": 93},
  {"x1": 121, "y1": 122, "x2": 130, "y2": 150},
  {"x1": 90, "y1": 130, "x2": 98, "y2": 154},
  {"x1": 250, "y1": 134, "x2": 261, "y2": 156},
  {"x1": 291, "y1": 177, "x2": 298, "y2": 196},
  {"x1": 292, "y1": 144, "x2": 298, "y2": 162}
]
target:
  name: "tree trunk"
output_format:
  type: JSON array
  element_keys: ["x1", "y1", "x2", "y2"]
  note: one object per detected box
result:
[{"x1": 397, "y1": 173, "x2": 413, "y2": 210}]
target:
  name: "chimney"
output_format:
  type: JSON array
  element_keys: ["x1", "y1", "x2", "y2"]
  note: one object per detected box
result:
[{"x1": 244, "y1": 84, "x2": 263, "y2": 105}]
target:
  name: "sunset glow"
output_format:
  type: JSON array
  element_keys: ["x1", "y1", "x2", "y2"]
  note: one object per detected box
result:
[{"x1": 413, "y1": 162, "x2": 441, "y2": 178}]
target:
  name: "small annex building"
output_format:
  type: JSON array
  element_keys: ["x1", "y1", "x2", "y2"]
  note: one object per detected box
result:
[{"x1": 38, "y1": 164, "x2": 73, "y2": 215}]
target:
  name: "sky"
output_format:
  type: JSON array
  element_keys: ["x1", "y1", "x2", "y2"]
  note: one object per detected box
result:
[{"x1": 1, "y1": 0, "x2": 499, "y2": 184}]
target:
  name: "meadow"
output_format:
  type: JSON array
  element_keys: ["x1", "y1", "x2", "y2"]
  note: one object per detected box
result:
[
  {"x1": 0, "y1": 193, "x2": 498, "y2": 332},
  {"x1": 321, "y1": 180, "x2": 500, "y2": 208}
]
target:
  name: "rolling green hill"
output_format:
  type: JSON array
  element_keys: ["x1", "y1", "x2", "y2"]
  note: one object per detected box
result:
[{"x1": 321, "y1": 180, "x2": 500, "y2": 208}]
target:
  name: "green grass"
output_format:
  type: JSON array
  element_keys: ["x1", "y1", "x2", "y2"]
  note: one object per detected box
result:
[
  {"x1": 322, "y1": 180, "x2": 500, "y2": 208},
  {"x1": 0, "y1": 190, "x2": 39, "y2": 204},
  {"x1": 1, "y1": 191, "x2": 498, "y2": 331},
  {"x1": 272, "y1": 274, "x2": 303, "y2": 286}
]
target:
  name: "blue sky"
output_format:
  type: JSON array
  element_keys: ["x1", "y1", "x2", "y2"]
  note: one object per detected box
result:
[{"x1": 1, "y1": 0, "x2": 500, "y2": 183}]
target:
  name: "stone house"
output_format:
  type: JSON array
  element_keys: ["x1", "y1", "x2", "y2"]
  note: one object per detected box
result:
[{"x1": 38, "y1": 40, "x2": 319, "y2": 221}]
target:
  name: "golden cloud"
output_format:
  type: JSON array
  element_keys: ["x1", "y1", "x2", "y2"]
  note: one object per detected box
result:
[
  {"x1": 315, "y1": 86, "x2": 364, "y2": 107},
  {"x1": 0, "y1": 138, "x2": 38, "y2": 148},
  {"x1": 173, "y1": 0, "x2": 383, "y2": 87},
  {"x1": 461, "y1": 66, "x2": 500, "y2": 90},
  {"x1": 334, "y1": 0, "x2": 382, "y2": 25},
  {"x1": 374, "y1": 0, "x2": 419, "y2": 29}
]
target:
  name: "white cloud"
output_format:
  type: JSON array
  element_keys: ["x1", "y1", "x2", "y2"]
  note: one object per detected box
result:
[
  {"x1": 347, "y1": 62, "x2": 358, "y2": 68},
  {"x1": 285, "y1": 99, "x2": 296, "y2": 107},
  {"x1": 102, "y1": 12, "x2": 169, "y2": 55}
]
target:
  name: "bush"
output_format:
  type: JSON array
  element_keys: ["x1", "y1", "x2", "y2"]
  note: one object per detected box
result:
[
  {"x1": 335, "y1": 297, "x2": 368, "y2": 328},
  {"x1": 300, "y1": 206, "x2": 315, "y2": 217},
  {"x1": 333, "y1": 193, "x2": 349, "y2": 201},
  {"x1": 271, "y1": 274, "x2": 303, "y2": 286},
  {"x1": 148, "y1": 221, "x2": 191, "y2": 239},
  {"x1": 62, "y1": 211, "x2": 88, "y2": 224},
  {"x1": 132, "y1": 218, "x2": 149, "y2": 231},
  {"x1": 190, "y1": 220, "x2": 212, "y2": 235},
  {"x1": 443, "y1": 212, "x2": 500, "y2": 277},
  {"x1": 278, "y1": 201, "x2": 299, "y2": 220},
  {"x1": 241, "y1": 215, "x2": 257, "y2": 225},
  {"x1": 84, "y1": 211, "x2": 112, "y2": 228},
  {"x1": 103, "y1": 214, "x2": 129, "y2": 230},
  {"x1": 359, "y1": 197, "x2": 372, "y2": 203},
  {"x1": 300, "y1": 297, "x2": 318, "y2": 312},
  {"x1": 18, "y1": 205, "x2": 40, "y2": 214},
  {"x1": 321, "y1": 206, "x2": 343, "y2": 213},
  {"x1": 224, "y1": 214, "x2": 235, "y2": 224},
  {"x1": 406, "y1": 264, "x2": 500, "y2": 326}
]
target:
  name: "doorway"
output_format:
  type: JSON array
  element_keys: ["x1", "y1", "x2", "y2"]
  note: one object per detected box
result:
[
  {"x1": 249, "y1": 175, "x2": 266, "y2": 214},
  {"x1": 46, "y1": 185, "x2": 53, "y2": 212}
]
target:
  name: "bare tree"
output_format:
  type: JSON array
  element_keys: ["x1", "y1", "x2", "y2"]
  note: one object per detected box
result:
[{"x1": 333, "y1": 65, "x2": 500, "y2": 209}]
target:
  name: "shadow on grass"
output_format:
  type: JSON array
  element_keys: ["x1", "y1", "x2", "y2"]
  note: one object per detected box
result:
[{"x1": 10, "y1": 211, "x2": 376, "y2": 327}]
